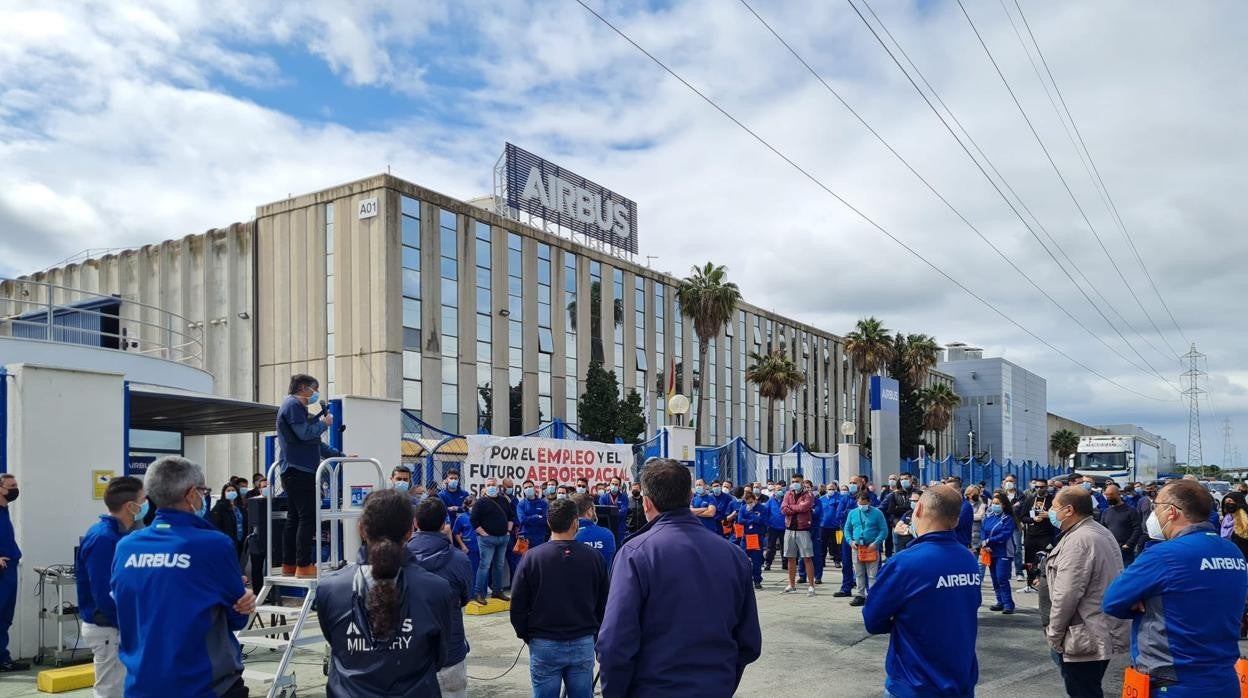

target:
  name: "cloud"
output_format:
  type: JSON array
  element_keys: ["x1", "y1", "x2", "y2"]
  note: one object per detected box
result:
[{"x1": 1, "y1": 0, "x2": 1245, "y2": 462}]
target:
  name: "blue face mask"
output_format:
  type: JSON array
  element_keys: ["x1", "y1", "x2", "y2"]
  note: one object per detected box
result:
[
  {"x1": 135, "y1": 500, "x2": 150, "y2": 522},
  {"x1": 990, "y1": 504, "x2": 1003, "y2": 514},
  {"x1": 447, "y1": 479, "x2": 460, "y2": 491},
  {"x1": 790, "y1": 482, "x2": 802, "y2": 493},
  {"x1": 1081, "y1": 482, "x2": 1093, "y2": 491},
  {"x1": 486, "y1": 485, "x2": 498, "y2": 497},
  {"x1": 225, "y1": 490, "x2": 238, "y2": 502},
  {"x1": 308, "y1": 391, "x2": 320, "y2": 404},
  {"x1": 393, "y1": 480, "x2": 410, "y2": 493},
  {"x1": 198, "y1": 494, "x2": 209, "y2": 517},
  {"x1": 610, "y1": 484, "x2": 619, "y2": 493},
  {"x1": 524, "y1": 487, "x2": 535, "y2": 498},
  {"x1": 857, "y1": 504, "x2": 870, "y2": 512},
  {"x1": 695, "y1": 486, "x2": 705, "y2": 496},
  {"x1": 261, "y1": 486, "x2": 270, "y2": 497},
  {"x1": 1048, "y1": 508, "x2": 1062, "y2": 528},
  {"x1": 848, "y1": 484, "x2": 859, "y2": 494},
  {"x1": 545, "y1": 485, "x2": 556, "y2": 496},
  {"x1": 901, "y1": 480, "x2": 912, "y2": 490},
  {"x1": 576, "y1": 486, "x2": 587, "y2": 494}
]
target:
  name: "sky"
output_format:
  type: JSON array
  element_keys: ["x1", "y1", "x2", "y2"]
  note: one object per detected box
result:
[{"x1": 2, "y1": 0, "x2": 1245, "y2": 466}]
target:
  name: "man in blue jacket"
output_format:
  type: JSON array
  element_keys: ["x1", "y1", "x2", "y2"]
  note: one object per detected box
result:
[
  {"x1": 574, "y1": 493, "x2": 617, "y2": 572},
  {"x1": 764, "y1": 486, "x2": 787, "y2": 571},
  {"x1": 864, "y1": 484, "x2": 980, "y2": 698},
  {"x1": 598, "y1": 460, "x2": 761, "y2": 697},
  {"x1": 0, "y1": 474, "x2": 25, "y2": 673},
  {"x1": 1104, "y1": 479, "x2": 1248, "y2": 697},
  {"x1": 515, "y1": 480, "x2": 550, "y2": 549},
  {"x1": 111, "y1": 457, "x2": 255, "y2": 698},
  {"x1": 438, "y1": 468, "x2": 470, "y2": 519},
  {"x1": 714, "y1": 480, "x2": 736, "y2": 538},
  {"x1": 843, "y1": 491, "x2": 889, "y2": 607},
  {"x1": 409, "y1": 497, "x2": 471, "y2": 698},
  {"x1": 690, "y1": 479, "x2": 719, "y2": 534},
  {"x1": 275, "y1": 373, "x2": 343, "y2": 577},
  {"x1": 598, "y1": 476, "x2": 630, "y2": 542},
  {"x1": 77, "y1": 476, "x2": 146, "y2": 697},
  {"x1": 834, "y1": 479, "x2": 864, "y2": 598},
  {"x1": 820, "y1": 484, "x2": 843, "y2": 570}
]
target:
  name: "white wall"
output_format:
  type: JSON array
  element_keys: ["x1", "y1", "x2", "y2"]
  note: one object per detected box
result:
[{"x1": 5, "y1": 364, "x2": 125, "y2": 660}]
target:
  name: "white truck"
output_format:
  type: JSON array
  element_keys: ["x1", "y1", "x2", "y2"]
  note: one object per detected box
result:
[{"x1": 1073, "y1": 434, "x2": 1160, "y2": 486}]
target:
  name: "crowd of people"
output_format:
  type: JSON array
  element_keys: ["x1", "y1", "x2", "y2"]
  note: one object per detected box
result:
[{"x1": 10, "y1": 370, "x2": 1241, "y2": 697}]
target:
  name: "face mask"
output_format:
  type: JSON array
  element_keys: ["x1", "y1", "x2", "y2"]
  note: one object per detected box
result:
[
  {"x1": 888, "y1": 479, "x2": 897, "y2": 487},
  {"x1": 840, "y1": 489, "x2": 849, "y2": 495},
  {"x1": 790, "y1": 482, "x2": 802, "y2": 493},
  {"x1": 1146, "y1": 511, "x2": 1165, "y2": 541},
  {"x1": 198, "y1": 494, "x2": 209, "y2": 517},
  {"x1": 1047, "y1": 487, "x2": 1057, "y2": 494},
  {"x1": 576, "y1": 487, "x2": 587, "y2": 494},
  {"x1": 486, "y1": 485, "x2": 499, "y2": 497},
  {"x1": 3, "y1": 487, "x2": 18, "y2": 503},
  {"x1": 848, "y1": 484, "x2": 858, "y2": 494},
  {"x1": 909, "y1": 500, "x2": 919, "y2": 510},
  {"x1": 1081, "y1": 482, "x2": 1093, "y2": 491},
  {"x1": 764, "y1": 488, "x2": 774, "y2": 496},
  {"x1": 901, "y1": 480, "x2": 911, "y2": 490},
  {"x1": 990, "y1": 504, "x2": 1003, "y2": 514},
  {"x1": 857, "y1": 504, "x2": 870, "y2": 512},
  {"x1": 1004, "y1": 482, "x2": 1015, "y2": 491},
  {"x1": 722, "y1": 487, "x2": 732, "y2": 495},
  {"x1": 1107, "y1": 497, "x2": 1121, "y2": 506},
  {"x1": 225, "y1": 491, "x2": 238, "y2": 501},
  {"x1": 1225, "y1": 504, "x2": 1238, "y2": 515},
  {"x1": 1048, "y1": 508, "x2": 1062, "y2": 529},
  {"x1": 631, "y1": 490, "x2": 641, "y2": 497},
  {"x1": 308, "y1": 391, "x2": 321, "y2": 404},
  {"x1": 393, "y1": 480, "x2": 410, "y2": 493},
  {"x1": 546, "y1": 485, "x2": 557, "y2": 496},
  {"x1": 695, "y1": 486, "x2": 705, "y2": 495},
  {"x1": 135, "y1": 500, "x2": 150, "y2": 522},
  {"x1": 610, "y1": 485, "x2": 619, "y2": 493},
  {"x1": 261, "y1": 487, "x2": 270, "y2": 497},
  {"x1": 557, "y1": 493, "x2": 568, "y2": 500},
  {"x1": 752, "y1": 488, "x2": 760, "y2": 495},
  {"x1": 447, "y1": 479, "x2": 460, "y2": 491},
  {"x1": 524, "y1": 487, "x2": 535, "y2": 498}
]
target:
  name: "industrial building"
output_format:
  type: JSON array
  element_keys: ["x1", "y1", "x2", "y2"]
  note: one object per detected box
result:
[
  {"x1": 3, "y1": 150, "x2": 955, "y2": 473},
  {"x1": 938, "y1": 342, "x2": 1048, "y2": 464}
]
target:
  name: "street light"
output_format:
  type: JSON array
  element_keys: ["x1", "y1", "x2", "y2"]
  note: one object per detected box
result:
[
  {"x1": 668, "y1": 393, "x2": 690, "y2": 426},
  {"x1": 840, "y1": 420, "x2": 856, "y2": 444}
]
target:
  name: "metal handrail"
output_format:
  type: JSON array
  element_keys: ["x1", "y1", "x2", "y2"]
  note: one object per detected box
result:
[{"x1": 0, "y1": 276, "x2": 205, "y2": 364}]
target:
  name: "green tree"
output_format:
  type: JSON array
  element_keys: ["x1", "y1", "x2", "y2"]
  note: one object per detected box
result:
[
  {"x1": 1049, "y1": 429, "x2": 1081, "y2": 467},
  {"x1": 578, "y1": 360, "x2": 620, "y2": 443},
  {"x1": 889, "y1": 333, "x2": 941, "y2": 459},
  {"x1": 616, "y1": 389, "x2": 648, "y2": 444},
  {"x1": 745, "y1": 349, "x2": 806, "y2": 453},
  {"x1": 676, "y1": 262, "x2": 742, "y2": 445},
  {"x1": 845, "y1": 317, "x2": 896, "y2": 445},
  {"x1": 917, "y1": 383, "x2": 961, "y2": 458}
]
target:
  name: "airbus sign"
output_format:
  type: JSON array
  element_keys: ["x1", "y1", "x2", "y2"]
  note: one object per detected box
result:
[{"x1": 504, "y1": 143, "x2": 638, "y2": 253}]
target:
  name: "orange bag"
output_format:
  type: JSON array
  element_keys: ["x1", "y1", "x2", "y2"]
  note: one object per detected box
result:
[
  {"x1": 513, "y1": 537, "x2": 529, "y2": 555},
  {"x1": 979, "y1": 547, "x2": 992, "y2": 567},
  {"x1": 1121, "y1": 667, "x2": 1148, "y2": 698},
  {"x1": 745, "y1": 534, "x2": 761, "y2": 551},
  {"x1": 721, "y1": 520, "x2": 733, "y2": 536},
  {"x1": 733, "y1": 524, "x2": 745, "y2": 539},
  {"x1": 1236, "y1": 657, "x2": 1248, "y2": 698},
  {"x1": 856, "y1": 545, "x2": 879, "y2": 564}
]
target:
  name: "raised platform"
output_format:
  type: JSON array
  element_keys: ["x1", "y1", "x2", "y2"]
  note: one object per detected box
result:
[
  {"x1": 36, "y1": 664, "x2": 93, "y2": 693},
  {"x1": 464, "y1": 598, "x2": 510, "y2": 616}
]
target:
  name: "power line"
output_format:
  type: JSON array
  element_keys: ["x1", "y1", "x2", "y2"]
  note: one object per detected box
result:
[
  {"x1": 570, "y1": 0, "x2": 1176, "y2": 403},
  {"x1": 1010, "y1": 0, "x2": 1189, "y2": 348},
  {"x1": 847, "y1": 0, "x2": 1180, "y2": 394},
  {"x1": 733, "y1": 0, "x2": 1175, "y2": 389},
  {"x1": 953, "y1": 0, "x2": 1179, "y2": 365}
]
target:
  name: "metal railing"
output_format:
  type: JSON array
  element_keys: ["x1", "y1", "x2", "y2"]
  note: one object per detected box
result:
[{"x1": 0, "y1": 276, "x2": 204, "y2": 365}]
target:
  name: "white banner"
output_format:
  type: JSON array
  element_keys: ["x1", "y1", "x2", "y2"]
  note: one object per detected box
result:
[{"x1": 463, "y1": 435, "x2": 634, "y2": 497}]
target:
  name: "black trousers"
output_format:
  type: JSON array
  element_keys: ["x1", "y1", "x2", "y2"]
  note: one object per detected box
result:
[
  {"x1": 223, "y1": 677, "x2": 249, "y2": 697},
  {"x1": 249, "y1": 553, "x2": 268, "y2": 603},
  {"x1": 280, "y1": 468, "x2": 317, "y2": 567},
  {"x1": 822, "y1": 528, "x2": 841, "y2": 563},
  {"x1": 765, "y1": 528, "x2": 786, "y2": 567},
  {"x1": 1023, "y1": 536, "x2": 1047, "y2": 584},
  {"x1": 1060, "y1": 659, "x2": 1109, "y2": 698}
]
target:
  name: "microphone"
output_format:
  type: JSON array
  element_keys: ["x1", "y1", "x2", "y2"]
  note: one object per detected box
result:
[{"x1": 314, "y1": 400, "x2": 329, "y2": 419}]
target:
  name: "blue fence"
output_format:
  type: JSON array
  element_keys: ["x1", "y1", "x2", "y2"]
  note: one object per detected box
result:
[{"x1": 900, "y1": 456, "x2": 1067, "y2": 493}]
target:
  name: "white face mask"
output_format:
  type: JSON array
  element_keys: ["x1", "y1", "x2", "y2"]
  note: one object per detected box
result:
[{"x1": 1145, "y1": 511, "x2": 1166, "y2": 541}]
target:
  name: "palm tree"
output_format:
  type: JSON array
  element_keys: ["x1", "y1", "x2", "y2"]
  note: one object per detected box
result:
[
  {"x1": 898, "y1": 333, "x2": 940, "y2": 386},
  {"x1": 745, "y1": 350, "x2": 806, "y2": 453},
  {"x1": 1049, "y1": 429, "x2": 1080, "y2": 468},
  {"x1": 844, "y1": 317, "x2": 895, "y2": 443},
  {"x1": 917, "y1": 383, "x2": 961, "y2": 457},
  {"x1": 676, "y1": 262, "x2": 742, "y2": 444}
]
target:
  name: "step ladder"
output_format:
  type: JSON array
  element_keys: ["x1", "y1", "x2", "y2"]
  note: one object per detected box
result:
[{"x1": 241, "y1": 457, "x2": 387, "y2": 697}]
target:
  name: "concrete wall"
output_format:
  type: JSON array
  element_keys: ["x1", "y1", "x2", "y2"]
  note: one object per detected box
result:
[
  {"x1": 5, "y1": 364, "x2": 125, "y2": 660},
  {"x1": 2, "y1": 224, "x2": 257, "y2": 472},
  {"x1": 939, "y1": 357, "x2": 1048, "y2": 464}
]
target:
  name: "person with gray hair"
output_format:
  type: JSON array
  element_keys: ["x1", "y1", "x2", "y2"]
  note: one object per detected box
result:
[{"x1": 111, "y1": 456, "x2": 256, "y2": 697}]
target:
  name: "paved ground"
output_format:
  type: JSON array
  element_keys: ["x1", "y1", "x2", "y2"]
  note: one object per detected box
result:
[{"x1": 0, "y1": 565, "x2": 1174, "y2": 697}]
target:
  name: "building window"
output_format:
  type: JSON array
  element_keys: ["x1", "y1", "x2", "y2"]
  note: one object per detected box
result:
[
  {"x1": 438, "y1": 208, "x2": 458, "y2": 432},
  {"x1": 654, "y1": 284, "x2": 665, "y2": 428},
  {"x1": 564, "y1": 252, "x2": 578, "y2": 424},
  {"x1": 400, "y1": 196, "x2": 422, "y2": 417},
  {"x1": 613, "y1": 268, "x2": 624, "y2": 397},
  {"x1": 589, "y1": 261, "x2": 603, "y2": 364},
  {"x1": 537, "y1": 243, "x2": 553, "y2": 422},
  {"x1": 508, "y1": 233, "x2": 523, "y2": 435},
  {"x1": 475, "y1": 221, "x2": 492, "y2": 433}
]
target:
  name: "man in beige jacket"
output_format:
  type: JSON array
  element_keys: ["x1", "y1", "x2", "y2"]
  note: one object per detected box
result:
[{"x1": 1042, "y1": 487, "x2": 1129, "y2": 698}]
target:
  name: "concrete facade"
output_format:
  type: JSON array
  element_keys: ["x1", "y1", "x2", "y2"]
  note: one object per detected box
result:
[{"x1": 938, "y1": 349, "x2": 1048, "y2": 464}]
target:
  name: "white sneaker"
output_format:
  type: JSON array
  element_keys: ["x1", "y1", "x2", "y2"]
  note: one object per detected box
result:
[
  {"x1": 807, "y1": 586, "x2": 817, "y2": 597},
  {"x1": 1018, "y1": 585, "x2": 1037, "y2": 594},
  {"x1": 781, "y1": 586, "x2": 796, "y2": 594}
]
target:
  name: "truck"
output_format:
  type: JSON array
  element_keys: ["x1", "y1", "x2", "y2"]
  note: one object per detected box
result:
[{"x1": 1072, "y1": 434, "x2": 1160, "y2": 486}]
